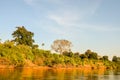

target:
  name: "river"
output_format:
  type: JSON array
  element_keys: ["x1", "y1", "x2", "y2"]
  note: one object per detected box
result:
[{"x1": 0, "y1": 68, "x2": 120, "y2": 80}]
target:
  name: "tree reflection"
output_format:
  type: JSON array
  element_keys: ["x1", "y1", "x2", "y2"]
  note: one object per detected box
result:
[{"x1": 0, "y1": 68, "x2": 120, "y2": 80}]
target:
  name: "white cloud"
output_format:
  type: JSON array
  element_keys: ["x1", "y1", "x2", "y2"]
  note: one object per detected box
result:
[
  {"x1": 75, "y1": 24, "x2": 120, "y2": 32},
  {"x1": 47, "y1": 0, "x2": 103, "y2": 26},
  {"x1": 24, "y1": 0, "x2": 35, "y2": 5},
  {"x1": 48, "y1": 11, "x2": 81, "y2": 26},
  {"x1": 24, "y1": 0, "x2": 120, "y2": 32}
]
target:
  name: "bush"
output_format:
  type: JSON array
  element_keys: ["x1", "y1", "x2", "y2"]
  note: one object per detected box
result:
[{"x1": 62, "y1": 51, "x2": 73, "y2": 57}]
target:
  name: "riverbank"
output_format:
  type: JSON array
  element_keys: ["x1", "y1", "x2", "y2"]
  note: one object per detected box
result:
[
  {"x1": 0, "y1": 59, "x2": 115, "y2": 70},
  {"x1": 0, "y1": 42, "x2": 119, "y2": 70},
  {"x1": 0, "y1": 64, "x2": 107, "y2": 70}
]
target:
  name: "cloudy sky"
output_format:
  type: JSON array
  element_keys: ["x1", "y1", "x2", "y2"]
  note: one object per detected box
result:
[{"x1": 0, "y1": 0, "x2": 120, "y2": 59}]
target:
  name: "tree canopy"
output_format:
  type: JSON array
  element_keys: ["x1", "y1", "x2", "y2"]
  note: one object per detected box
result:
[
  {"x1": 51, "y1": 39, "x2": 72, "y2": 54},
  {"x1": 12, "y1": 26, "x2": 34, "y2": 47},
  {"x1": 112, "y1": 56, "x2": 120, "y2": 62},
  {"x1": 103, "y1": 56, "x2": 109, "y2": 61},
  {"x1": 85, "y1": 50, "x2": 98, "y2": 60}
]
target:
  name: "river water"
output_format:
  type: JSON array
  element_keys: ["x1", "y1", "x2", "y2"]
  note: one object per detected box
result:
[{"x1": 0, "y1": 68, "x2": 120, "y2": 80}]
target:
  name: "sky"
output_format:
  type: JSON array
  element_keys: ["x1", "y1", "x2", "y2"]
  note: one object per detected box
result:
[{"x1": 0, "y1": 0, "x2": 120, "y2": 59}]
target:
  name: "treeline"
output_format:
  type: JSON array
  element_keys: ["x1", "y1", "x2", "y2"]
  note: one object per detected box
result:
[{"x1": 0, "y1": 26, "x2": 120, "y2": 69}]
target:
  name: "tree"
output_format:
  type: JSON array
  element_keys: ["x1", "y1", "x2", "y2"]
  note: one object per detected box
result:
[
  {"x1": 12, "y1": 26, "x2": 34, "y2": 47},
  {"x1": 74, "y1": 52, "x2": 80, "y2": 57},
  {"x1": 85, "y1": 49, "x2": 92, "y2": 58},
  {"x1": 117, "y1": 57, "x2": 120, "y2": 62},
  {"x1": 112, "y1": 56, "x2": 117, "y2": 62},
  {"x1": 85, "y1": 50, "x2": 98, "y2": 60},
  {"x1": 62, "y1": 51, "x2": 73, "y2": 57},
  {"x1": 103, "y1": 56, "x2": 109, "y2": 61},
  {"x1": 88, "y1": 52, "x2": 98, "y2": 60},
  {"x1": 112, "y1": 56, "x2": 120, "y2": 62},
  {"x1": 41, "y1": 43, "x2": 45, "y2": 49},
  {"x1": 51, "y1": 39, "x2": 72, "y2": 54},
  {"x1": 80, "y1": 54, "x2": 87, "y2": 59},
  {"x1": 42, "y1": 43, "x2": 45, "y2": 46}
]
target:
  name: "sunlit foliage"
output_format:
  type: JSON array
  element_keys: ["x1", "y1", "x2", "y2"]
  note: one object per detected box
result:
[{"x1": 12, "y1": 26, "x2": 34, "y2": 47}]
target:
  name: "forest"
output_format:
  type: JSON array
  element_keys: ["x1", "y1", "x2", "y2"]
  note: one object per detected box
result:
[{"x1": 0, "y1": 26, "x2": 120, "y2": 69}]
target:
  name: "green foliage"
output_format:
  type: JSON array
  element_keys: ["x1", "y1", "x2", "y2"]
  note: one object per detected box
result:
[
  {"x1": 112, "y1": 56, "x2": 120, "y2": 69},
  {"x1": 0, "y1": 41, "x2": 25, "y2": 66},
  {"x1": 112, "y1": 56, "x2": 117, "y2": 62},
  {"x1": 103, "y1": 56, "x2": 109, "y2": 61},
  {"x1": 43, "y1": 50, "x2": 52, "y2": 58},
  {"x1": 88, "y1": 52, "x2": 98, "y2": 60},
  {"x1": 80, "y1": 54, "x2": 87, "y2": 59},
  {"x1": 74, "y1": 52, "x2": 80, "y2": 57},
  {"x1": 12, "y1": 26, "x2": 34, "y2": 47},
  {"x1": 17, "y1": 45, "x2": 34, "y2": 61},
  {"x1": 52, "y1": 53, "x2": 63, "y2": 64},
  {"x1": 85, "y1": 49, "x2": 92, "y2": 58},
  {"x1": 112, "y1": 56, "x2": 120, "y2": 62},
  {"x1": 32, "y1": 49, "x2": 44, "y2": 57},
  {"x1": 85, "y1": 50, "x2": 98, "y2": 60},
  {"x1": 32, "y1": 44, "x2": 39, "y2": 49},
  {"x1": 0, "y1": 39, "x2": 118, "y2": 69},
  {"x1": 32, "y1": 49, "x2": 44, "y2": 66},
  {"x1": 62, "y1": 51, "x2": 73, "y2": 57},
  {"x1": 0, "y1": 41, "x2": 36, "y2": 67}
]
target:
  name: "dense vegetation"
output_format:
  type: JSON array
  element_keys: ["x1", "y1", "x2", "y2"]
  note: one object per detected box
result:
[{"x1": 0, "y1": 26, "x2": 120, "y2": 69}]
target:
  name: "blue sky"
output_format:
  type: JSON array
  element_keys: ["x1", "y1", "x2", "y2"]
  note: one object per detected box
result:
[{"x1": 0, "y1": 0, "x2": 120, "y2": 59}]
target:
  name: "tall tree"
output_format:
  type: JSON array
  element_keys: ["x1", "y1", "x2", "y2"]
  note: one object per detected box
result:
[
  {"x1": 51, "y1": 39, "x2": 72, "y2": 54},
  {"x1": 12, "y1": 26, "x2": 34, "y2": 47}
]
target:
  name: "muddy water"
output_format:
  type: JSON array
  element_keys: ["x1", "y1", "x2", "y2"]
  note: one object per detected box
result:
[{"x1": 0, "y1": 68, "x2": 120, "y2": 80}]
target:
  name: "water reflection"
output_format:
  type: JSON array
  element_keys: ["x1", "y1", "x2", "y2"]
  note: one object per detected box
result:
[{"x1": 0, "y1": 68, "x2": 120, "y2": 80}]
